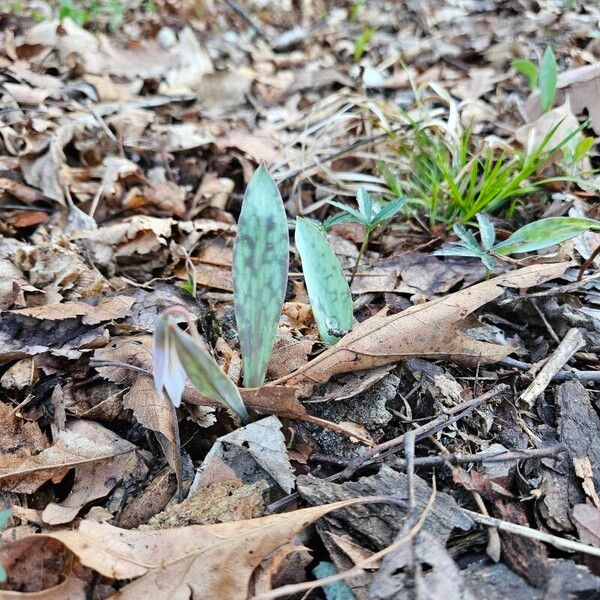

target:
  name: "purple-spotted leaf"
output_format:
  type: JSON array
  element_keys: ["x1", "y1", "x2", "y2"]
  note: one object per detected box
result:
[
  {"x1": 295, "y1": 217, "x2": 353, "y2": 344},
  {"x1": 233, "y1": 165, "x2": 289, "y2": 387}
]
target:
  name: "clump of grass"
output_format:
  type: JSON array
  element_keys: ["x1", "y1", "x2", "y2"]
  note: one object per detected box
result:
[{"x1": 379, "y1": 119, "x2": 587, "y2": 228}]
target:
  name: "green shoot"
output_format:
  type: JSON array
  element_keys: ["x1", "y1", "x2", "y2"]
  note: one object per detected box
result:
[
  {"x1": 325, "y1": 188, "x2": 407, "y2": 285},
  {"x1": 153, "y1": 307, "x2": 249, "y2": 423},
  {"x1": 353, "y1": 25, "x2": 375, "y2": 61},
  {"x1": 539, "y1": 46, "x2": 558, "y2": 114},
  {"x1": 434, "y1": 214, "x2": 600, "y2": 270}
]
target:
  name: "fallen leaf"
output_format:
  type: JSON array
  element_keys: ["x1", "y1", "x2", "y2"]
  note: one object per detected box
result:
[
  {"x1": 278, "y1": 263, "x2": 570, "y2": 394},
  {"x1": 7, "y1": 295, "x2": 134, "y2": 324},
  {"x1": 0, "y1": 420, "x2": 138, "y2": 494},
  {"x1": 146, "y1": 479, "x2": 267, "y2": 528},
  {"x1": 191, "y1": 416, "x2": 295, "y2": 494},
  {"x1": 12, "y1": 498, "x2": 365, "y2": 599},
  {"x1": 0, "y1": 576, "x2": 86, "y2": 599}
]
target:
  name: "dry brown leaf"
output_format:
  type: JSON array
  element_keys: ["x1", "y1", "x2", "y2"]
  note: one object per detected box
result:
[
  {"x1": 0, "y1": 576, "x2": 85, "y2": 599},
  {"x1": 13, "y1": 498, "x2": 363, "y2": 599},
  {"x1": 516, "y1": 101, "x2": 581, "y2": 154},
  {"x1": 8, "y1": 296, "x2": 134, "y2": 324},
  {"x1": 20, "y1": 123, "x2": 74, "y2": 205},
  {"x1": 93, "y1": 336, "x2": 180, "y2": 473},
  {"x1": 277, "y1": 263, "x2": 570, "y2": 394},
  {"x1": 192, "y1": 416, "x2": 295, "y2": 494},
  {"x1": 41, "y1": 445, "x2": 141, "y2": 525},
  {"x1": 0, "y1": 420, "x2": 138, "y2": 494}
]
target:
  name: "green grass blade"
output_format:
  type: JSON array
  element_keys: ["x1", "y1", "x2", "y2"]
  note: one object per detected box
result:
[
  {"x1": 233, "y1": 165, "x2": 289, "y2": 387},
  {"x1": 171, "y1": 327, "x2": 250, "y2": 423},
  {"x1": 539, "y1": 47, "x2": 557, "y2": 114},
  {"x1": 493, "y1": 217, "x2": 600, "y2": 255},
  {"x1": 512, "y1": 58, "x2": 538, "y2": 87},
  {"x1": 295, "y1": 218, "x2": 353, "y2": 345}
]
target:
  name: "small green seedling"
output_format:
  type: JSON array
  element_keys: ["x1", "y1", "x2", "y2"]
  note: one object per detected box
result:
[
  {"x1": 233, "y1": 165, "x2": 289, "y2": 388},
  {"x1": 325, "y1": 188, "x2": 407, "y2": 284},
  {"x1": 434, "y1": 213, "x2": 600, "y2": 270},
  {"x1": 295, "y1": 218, "x2": 353, "y2": 344},
  {"x1": 153, "y1": 307, "x2": 249, "y2": 423},
  {"x1": 512, "y1": 46, "x2": 557, "y2": 114},
  {"x1": 353, "y1": 25, "x2": 376, "y2": 61}
]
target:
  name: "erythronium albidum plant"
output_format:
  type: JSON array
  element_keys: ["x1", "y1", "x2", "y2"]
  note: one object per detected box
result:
[
  {"x1": 153, "y1": 306, "x2": 250, "y2": 423},
  {"x1": 233, "y1": 165, "x2": 289, "y2": 388}
]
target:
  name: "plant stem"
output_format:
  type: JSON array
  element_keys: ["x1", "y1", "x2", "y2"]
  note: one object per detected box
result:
[{"x1": 349, "y1": 230, "x2": 370, "y2": 286}]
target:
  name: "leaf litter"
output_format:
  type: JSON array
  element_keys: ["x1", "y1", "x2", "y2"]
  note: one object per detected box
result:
[{"x1": 1, "y1": 1, "x2": 600, "y2": 598}]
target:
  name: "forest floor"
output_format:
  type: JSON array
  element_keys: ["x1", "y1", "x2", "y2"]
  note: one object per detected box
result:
[{"x1": 1, "y1": 1, "x2": 600, "y2": 598}]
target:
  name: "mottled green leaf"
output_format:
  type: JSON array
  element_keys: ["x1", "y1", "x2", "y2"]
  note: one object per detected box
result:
[
  {"x1": 512, "y1": 58, "x2": 538, "y2": 88},
  {"x1": 233, "y1": 165, "x2": 289, "y2": 388},
  {"x1": 539, "y1": 47, "x2": 557, "y2": 114},
  {"x1": 295, "y1": 217, "x2": 353, "y2": 345},
  {"x1": 170, "y1": 325, "x2": 250, "y2": 423},
  {"x1": 494, "y1": 217, "x2": 600, "y2": 256}
]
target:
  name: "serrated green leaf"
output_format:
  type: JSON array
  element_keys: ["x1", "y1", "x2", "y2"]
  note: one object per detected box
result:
[
  {"x1": 512, "y1": 58, "x2": 538, "y2": 88},
  {"x1": 233, "y1": 165, "x2": 289, "y2": 388},
  {"x1": 539, "y1": 47, "x2": 557, "y2": 114},
  {"x1": 493, "y1": 217, "x2": 600, "y2": 256},
  {"x1": 295, "y1": 217, "x2": 353, "y2": 345},
  {"x1": 476, "y1": 213, "x2": 496, "y2": 251},
  {"x1": 170, "y1": 325, "x2": 250, "y2": 423},
  {"x1": 453, "y1": 224, "x2": 480, "y2": 251}
]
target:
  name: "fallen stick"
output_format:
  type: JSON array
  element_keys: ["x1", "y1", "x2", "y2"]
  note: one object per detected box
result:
[
  {"x1": 463, "y1": 509, "x2": 600, "y2": 558},
  {"x1": 519, "y1": 328, "x2": 586, "y2": 406}
]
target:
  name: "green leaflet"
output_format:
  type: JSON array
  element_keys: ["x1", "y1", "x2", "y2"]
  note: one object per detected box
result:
[
  {"x1": 295, "y1": 217, "x2": 353, "y2": 345},
  {"x1": 494, "y1": 217, "x2": 600, "y2": 256},
  {"x1": 539, "y1": 47, "x2": 557, "y2": 114},
  {"x1": 233, "y1": 165, "x2": 289, "y2": 388},
  {"x1": 170, "y1": 325, "x2": 250, "y2": 423}
]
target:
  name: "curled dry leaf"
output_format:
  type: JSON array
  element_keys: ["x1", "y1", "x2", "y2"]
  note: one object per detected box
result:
[
  {"x1": 277, "y1": 263, "x2": 570, "y2": 395},
  {"x1": 8, "y1": 295, "x2": 135, "y2": 324},
  {"x1": 0, "y1": 420, "x2": 138, "y2": 494},
  {"x1": 13, "y1": 499, "x2": 367, "y2": 599},
  {"x1": 191, "y1": 416, "x2": 295, "y2": 494}
]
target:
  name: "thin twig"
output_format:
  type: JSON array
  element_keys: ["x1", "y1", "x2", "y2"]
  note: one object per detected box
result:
[
  {"x1": 223, "y1": 0, "x2": 270, "y2": 43},
  {"x1": 463, "y1": 509, "x2": 600, "y2": 558},
  {"x1": 333, "y1": 384, "x2": 508, "y2": 481}
]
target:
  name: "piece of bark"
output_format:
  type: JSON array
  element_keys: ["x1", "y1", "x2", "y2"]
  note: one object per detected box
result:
[
  {"x1": 495, "y1": 501, "x2": 548, "y2": 588},
  {"x1": 538, "y1": 381, "x2": 600, "y2": 532},
  {"x1": 297, "y1": 465, "x2": 473, "y2": 550},
  {"x1": 369, "y1": 531, "x2": 472, "y2": 600},
  {"x1": 462, "y1": 560, "x2": 542, "y2": 600}
]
